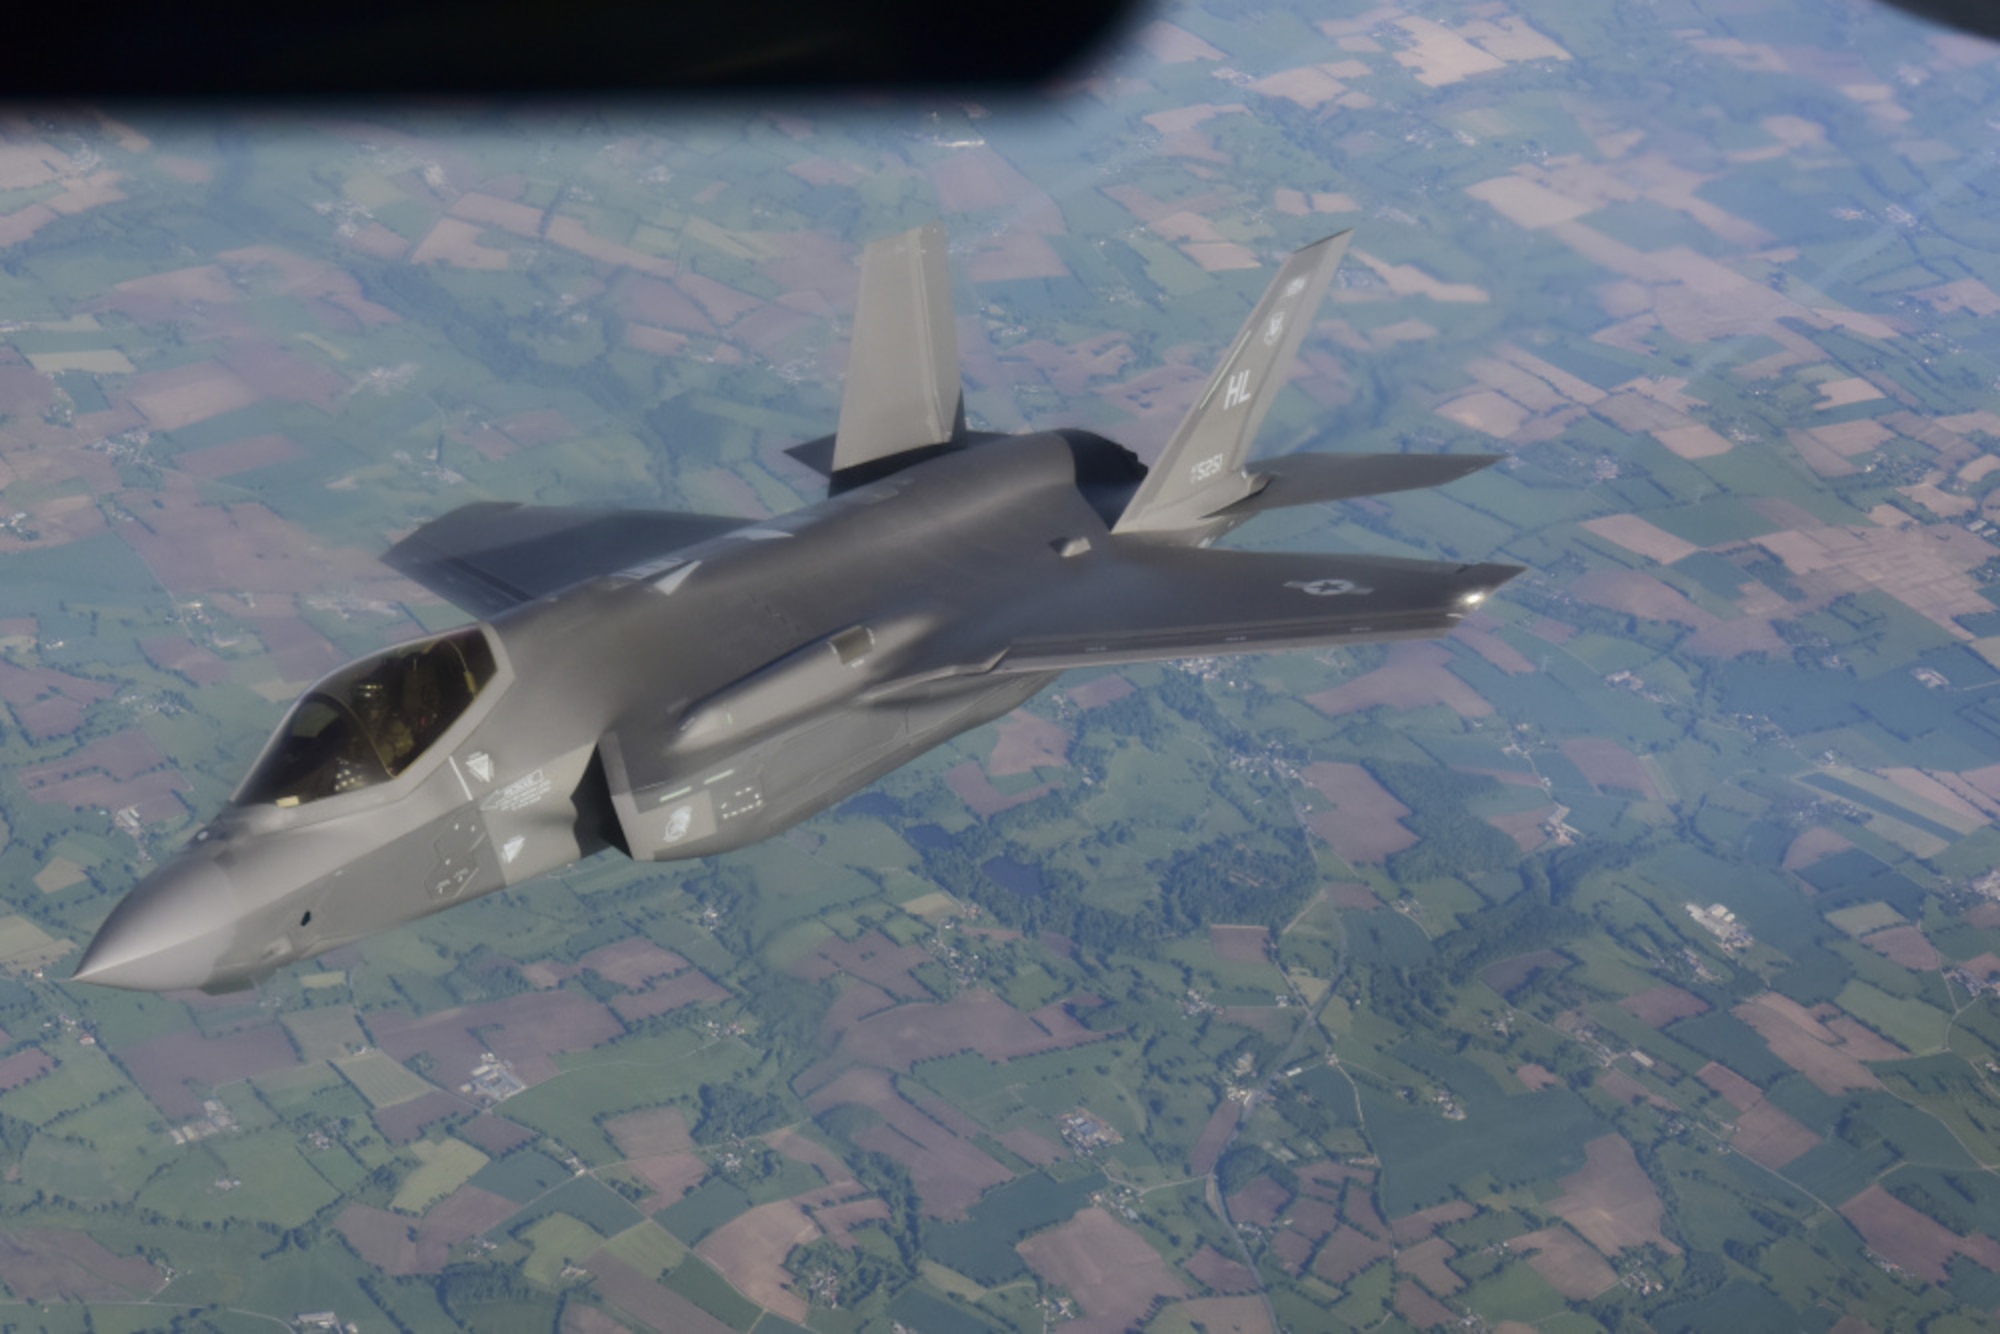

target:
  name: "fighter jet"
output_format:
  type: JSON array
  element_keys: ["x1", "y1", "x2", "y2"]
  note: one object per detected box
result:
[{"x1": 73, "y1": 224, "x2": 1519, "y2": 992}]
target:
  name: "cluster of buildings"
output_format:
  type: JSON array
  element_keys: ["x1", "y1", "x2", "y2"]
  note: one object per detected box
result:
[
  {"x1": 458, "y1": 1052, "x2": 525, "y2": 1105},
  {"x1": 1685, "y1": 902, "x2": 1752, "y2": 952},
  {"x1": 1059, "y1": 1108, "x2": 1121, "y2": 1152},
  {"x1": 167, "y1": 1098, "x2": 236, "y2": 1146}
]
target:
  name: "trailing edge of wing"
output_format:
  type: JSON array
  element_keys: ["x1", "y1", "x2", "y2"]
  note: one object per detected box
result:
[
  {"x1": 383, "y1": 502, "x2": 745, "y2": 618},
  {"x1": 869, "y1": 544, "x2": 1521, "y2": 691},
  {"x1": 833, "y1": 222, "x2": 962, "y2": 477}
]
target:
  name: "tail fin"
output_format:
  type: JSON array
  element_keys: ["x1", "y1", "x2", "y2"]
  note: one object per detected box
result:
[
  {"x1": 832, "y1": 222, "x2": 962, "y2": 479},
  {"x1": 1113, "y1": 230, "x2": 1352, "y2": 535}
]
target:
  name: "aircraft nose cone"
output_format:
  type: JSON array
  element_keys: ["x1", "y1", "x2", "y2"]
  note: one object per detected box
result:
[{"x1": 71, "y1": 857, "x2": 238, "y2": 991}]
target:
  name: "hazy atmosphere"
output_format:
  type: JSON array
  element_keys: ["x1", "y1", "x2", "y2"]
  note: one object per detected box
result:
[{"x1": 4, "y1": 0, "x2": 2000, "y2": 1330}]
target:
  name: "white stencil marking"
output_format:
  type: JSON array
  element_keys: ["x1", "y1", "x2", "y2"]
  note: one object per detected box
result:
[
  {"x1": 1221, "y1": 368, "x2": 1253, "y2": 410},
  {"x1": 1285, "y1": 578, "x2": 1372, "y2": 597},
  {"x1": 480, "y1": 769, "x2": 550, "y2": 813}
]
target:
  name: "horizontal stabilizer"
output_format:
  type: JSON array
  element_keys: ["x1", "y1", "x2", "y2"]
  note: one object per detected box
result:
[
  {"x1": 384, "y1": 503, "x2": 744, "y2": 618},
  {"x1": 833, "y1": 223, "x2": 962, "y2": 478},
  {"x1": 1209, "y1": 451, "x2": 1504, "y2": 519},
  {"x1": 872, "y1": 543, "x2": 1521, "y2": 689}
]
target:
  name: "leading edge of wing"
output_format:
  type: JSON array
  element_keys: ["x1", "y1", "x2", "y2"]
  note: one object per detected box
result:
[
  {"x1": 383, "y1": 502, "x2": 746, "y2": 618},
  {"x1": 871, "y1": 544, "x2": 1521, "y2": 690}
]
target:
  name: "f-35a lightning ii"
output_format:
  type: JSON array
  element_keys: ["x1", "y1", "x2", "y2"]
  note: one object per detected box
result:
[{"x1": 74, "y1": 225, "x2": 1519, "y2": 992}]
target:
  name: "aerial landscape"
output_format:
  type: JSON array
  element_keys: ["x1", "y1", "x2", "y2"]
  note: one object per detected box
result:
[{"x1": 6, "y1": 0, "x2": 2000, "y2": 1331}]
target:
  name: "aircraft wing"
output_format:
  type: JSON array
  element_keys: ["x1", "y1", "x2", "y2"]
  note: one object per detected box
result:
[
  {"x1": 383, "y1": 502, "x2": 745, "y2": 618},
  {"x1": 876, "y1": 544, "x2": 1522, "y2": 688}
]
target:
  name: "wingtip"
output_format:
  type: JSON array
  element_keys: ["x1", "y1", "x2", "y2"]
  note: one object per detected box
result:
[{"x1": 1302, "y1": 227, "x2": 1356, "y2": 255}]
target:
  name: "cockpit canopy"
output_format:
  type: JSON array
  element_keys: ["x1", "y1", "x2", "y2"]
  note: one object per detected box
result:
[{"x1": 239, "y1": 626, "x2": 498, "y2": 807}]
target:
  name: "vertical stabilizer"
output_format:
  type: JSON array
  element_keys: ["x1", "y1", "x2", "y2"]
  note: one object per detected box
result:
[
  {"x1": 833, "y1": 223, "x2": 962, "y2": 476},
  {"x1": 1113, "y1": 230, "x2": 1352, "y2": 534}
]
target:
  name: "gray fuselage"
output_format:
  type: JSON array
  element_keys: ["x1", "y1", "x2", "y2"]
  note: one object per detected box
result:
[
  {"x1": 72, "y1": 435, "x2": 1093, "y2": 991},
  {"x1": 74, "y1": 225, "x2": 1522, "y2": 994}
]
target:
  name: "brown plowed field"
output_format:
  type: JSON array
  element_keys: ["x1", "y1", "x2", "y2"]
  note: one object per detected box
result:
[
  {"x1": 1582, "y1": 514, "x2": 1699, "y2": 564},
  {"x1": 1510, "y1": 1226, "x2": 1618, "y2": 1300},
  {"x1": 1783, "y1": 826, "x2": 1854, "y2": 871},
  {"x1": 812, "y1": 1193, "x2": 892, "y2": 1245},
  {"x1": 1396, "y1": 1235, "x2": 1463, "y2": 1295},
  {"x1": 0, "y1": 1048, "x2": 51, "y2": 1092},
  {"x1": 1389, "y1": 1199, "x2": 1476, "y2": 1244},
  {"x1": 697, "y1": 1200, "x2": 818, "y2": 1323},
  {"x1": 588, "y1": 1253, "x2": 735, "y2": 1334},
  {"x1": 606, "y1": 1107, "x2": 693, "y2": 1159},
  {"x1": 627, "y1": 1153, "x2": 706, "y2": 1205},
  {"x1": 1731, "y1": 1101, "x2": 1820, "y2": 1170},
  {"x1": 1488, "y1": 806, "x2": 1553, "y2": 853},
  {"x1": 1841, "y1": 1184, "x2": 2000, "y2": 1282},
  {"x1": 1733, "y1": 998, "x2": 1880, "y2": 1095},
  {"x1": 1069, "y1": 674, "x2": 1134, "y2": 709},
  {"x1": 0, "y1": 1229, "x2": 159, "y2": 1301},
  {"x1": 797, "y1": 928, "x2": 932, "y2": 999},
  {"x1": 1187, "y1": 1244, "x2": 1260, "y2": 1293},
  {"x1": 1298, "y1": 761, "x2": 1416, "y2": 863},
  {"x1": 807, "y1": 1066, "x2": 1009, "y2": 1217},
  {"x1": 946, "y1": 760, "x2": 1056, "y2": 817},
  {"x1": 1548, "y1": 1134, "x2": 1677, "y2": 1256},
  {"x1": 581, "y1": 939, "x2": 689, "y2": 989},
  {"x1": 1190, "y1": 1098, "x2": 1243, "y2": 1178},
  {"x1": 1330, "y1": 882, "x2": 1384, "y2": 909},
  {"x1": 1395, "y1": 1278, "x2": 1459, "y2": 1329},
  {"x1": 1561, "y1": 738, "x2": 1660, "y2": 798},
  {"x1": 177, "y1": 433, "x2": 308, "y2": 479},
  {"x1": 1304, "y1": 1224, "x2": 1384, "y2": 1288},
  {"x1": 1598, "y1": 1069, "x2": 1675, "y2": 1110},
  {"x1": 1017, "y1": 1208, "x2": 1186, "y2": 1334},
  {"x1": 827, "y1": 988, "x2": 1103, "y2": 1069},
  {"x1": 1228, "y1": 1176, "x2": 1290, "y2": 1227},
  {"x1": 1861, "y1": 925, "x2": 1940, "y2": 969},
  {"x1": 610, "y1": 970, "x2": 729, "y2": 1022},
  {"x1": 1210, "y1": 924, "x2": 1270, "y2": 962},
  {"x1": 990, "y1": 710, "x2": 1070, "y2": 775},
  {"x1": 1306, "y1": 641, "x2": 1494, "y2": 719},
  {"x1": 1698, "y1": 1062, "x2": 1762, "y2": 1112},
  {"x1": 121, "y1": 1021, "x2": 301, "y2": 1120}
]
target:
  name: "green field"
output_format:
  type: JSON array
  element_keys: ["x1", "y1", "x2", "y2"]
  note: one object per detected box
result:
[
  {"x1": 470, "y1": 1148, "x2": 575, "y2": 1205},
  {"x1": 499, "y1": 1032, "x2": 756, "y2": 1164},
  {"x1": 519, "y1": 1212, "x2": 604, "y2": 1287},
  {"x1": 926, "y1": 1170, "x2": 1104, "y2": 1284},
  {"x1": 657, "y1": 1178, "x2": 752, "y2": 1245},
  {"x1": 332, "y1": 1050, "x2": 436, "y2": 1108},
  {"x1": 602, "y1": 1220, "x2": 687, "y2": 1278},
  {"x1": 1, "y1": 4, "x2": 2000, "y2": 1331},
  {"x1": 1837, "y1": 981, "x2": 1952, "y2": 1055},
  {"x1": 664, "y1": 1254, "x2": 762, "y2": 1331},
  {"x1": 390, "y1": 1138, "x2": 489, "y2": 1213},
  {"x1": 0, "y1": 1047, "x2": 130, "y2": 1126}
]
